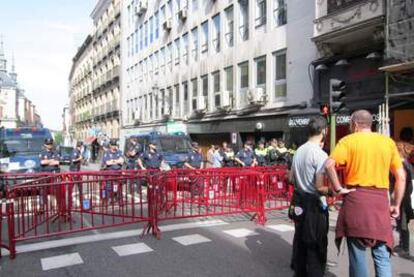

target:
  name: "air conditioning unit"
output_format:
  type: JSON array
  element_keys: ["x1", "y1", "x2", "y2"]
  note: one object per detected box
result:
[
  {"x1": 196, "y1": 96, "x2": 207, "y2": 112},
  {"x1": 221, "y1": 91, "x2": 232, "y2": 108},
  {"x1": 135, "y1": 1, "x2": 148, "y2": 16},
  {"x1": 247, "y1": 87, "x2": 266, "y2": 105},
  {"x1": 162, "y1": 19, "x2": 172, "y2": 31},
  {"x1": 178, "y1": 8, "x2": 188, "y2": 21}
]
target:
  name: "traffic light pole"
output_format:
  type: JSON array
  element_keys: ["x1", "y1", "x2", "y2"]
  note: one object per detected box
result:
[{"x1": 330, "y1": 113, "x2": 336, "y2": 152}]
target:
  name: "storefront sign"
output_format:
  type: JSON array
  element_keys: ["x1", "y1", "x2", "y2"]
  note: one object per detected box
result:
[{"x1": 289, "y1": 113, "x2": 380, "y2": 128}]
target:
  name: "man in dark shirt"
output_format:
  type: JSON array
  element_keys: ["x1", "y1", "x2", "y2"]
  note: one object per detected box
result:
[
  {"x1": 138, "y1": 142, "x2": 164, "y2": 170},
  {"x1": 125, "y1": 137, "x2": 142, "y2": 169},
  {"x1": 39, "y1": 138, "x2": 61, "y2": 173},
  {"x1": 184, "y1": 142, "x2": 203, "y2": 169},
  {"x1": 102, "y1": 139, "x2": 124, "y2": 171},
  {"x1": 235, "y1": 141, "x2": 257, "y2": 167},
  {"x1": 220, "y1": 142, "x2": 235, "y2": 167},
  {"x1": 69, "y1": 142, "x2": 83, "y2": 172}
]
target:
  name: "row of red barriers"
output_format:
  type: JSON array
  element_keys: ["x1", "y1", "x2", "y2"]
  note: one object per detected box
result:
[{"x1": 0, "y1": 166, "x2": 343, "y2": 259}]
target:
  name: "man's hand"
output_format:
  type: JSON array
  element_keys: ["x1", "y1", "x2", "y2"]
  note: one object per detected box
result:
[
  {"x1": 336, "y1": 187, "x2": 356, "y2": 195},
  {"x1": 390, "y1": 205, "x2": 400, "y2": 219}
]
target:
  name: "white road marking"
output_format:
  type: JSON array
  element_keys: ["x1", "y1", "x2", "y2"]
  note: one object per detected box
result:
[
  {"x1": 223, "y1": 228, "x2": 258, "y2": 238},
  {"x1": 41, "y1": 253, "x2": 83, "y2": 271},
  {"x1": 267, "y1": 224, "x2": 295, "y2": 232},
  {"x1": 172, "y1": 234, "x2": 211, "y2": 246},
  {"x1": 112, "y1": 242, "x2": 153, "y2": 256},
  {"x1": 1, "y1": 219, "x2": 228, "y2": 256}
]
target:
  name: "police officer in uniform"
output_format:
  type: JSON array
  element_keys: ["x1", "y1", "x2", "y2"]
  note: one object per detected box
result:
[
  {"x1": 101, "y1": 139, "x2": 124, "y2": 201},
  {"x1": 220, "y1": 142, "x2": 235, "y2": 167},
  {"x1": 70, "y1": 142, "x2": 83, "y2": 172},
  {"x1": 254, "y1": 140, "x2": 268, "y2": 166},
  {"x1": 235, "y1": 141, "x2": 257, "y2": 167},
  {"x1": 138, "y1": 141, "x2": 164, "y2": 170},
  {"x1": 184, "y1": 142, "x2": 203, "y2": 169},
  {"x1": 126, "y1": 137, "x2": 142, "y2": 169},
  {"x1": 39, "y1": 138, "x2": 61, "y2": 173}
]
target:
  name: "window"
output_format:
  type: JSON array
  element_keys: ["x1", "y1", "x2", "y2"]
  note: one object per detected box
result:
[
  {"x1": 255, "y1": 0, "x2": 266, "y2": 27},
  {"x1": 127, "y1": 37, "x2": 131, "y2": 57},
  {"x1": 149, "y1": 55, "x2": 153, "y2": 77},
  {"x1": 131, "y1": 33, "x2": 135, "y2": 55},
  {"x1": 212, "y1": 71, "x2": 220, "y2": 107},
  {"x1": 167, "y1": 43, "x2": 173, "y2": 69},
  {"x1": 275, "y1": 51, "x2": 287, "y2": 98},
  {"x1": 174, "y1": 38, "x2": 180, "y2": 65},
  {"x1": 175, "y1": 0, "x2": 181, "y2": 18},
  {"x1": 154, "y1": 51, "x2": 159, "y2": 74},
  {"x1": 202, "y1": 75, "x2": 208, "y2": 97},
  {"x1": 212, "y1": 14, "x2": 220, "y2": 53},
  {"x1": 160, "y1": 47, "x2": 165, "y2": 72},
  {"x1": 191, "y1": 78, "x2": 198, "y2": 110},
  {"x1": 144, "y1": 22, "x2": 148, "y2": 47},
  {"x1": 174, "y1": 84, "x2": 180, "y2": 117},
  {"x1": 155, "y1": 12, "x2": 160, "y2": 39},
  {"x1": 225, "y1": 6, "x2": 234, "y2": 47},
  {"x1": 192, "y1": 0, "x2": 198, "y2": 11},
  {"x1": 168, "y1": 0, "x2": 173, "y2": 18},
  {"x1": 160, "y1": 89, "x2": 166, "y2": 114},
  {"x1": 201, "y1": 21, "x2": 209, "y2": 53},
  {"x1": 239, "y1": 62, "x2": 249, "y2": 89},
  {"x1": 139, "y1": 26, "x2": 143, "y2": 50},
  {"x1": 274, "y1": 0, "x2": 287, "y2": 26},
  {"x1": 225, "y1": 66, "x2": 234, "y2": 92},
  {"x1": 161, "y1": 6, "x2": 166, "y2": 24},
  {"x1": 150, "y1": 17, "x2": 154, "y2": 43},
  {"x1": 135, "y1": 29, "x2": 139, "y2": 53},
  {"x1": 183, "y1": 33, "x2": 189, "y2": 64},
  {"x1": 256, "y1": 56, "x2": 266, "y2": 87},
  {"x1": 239, "y1": 0, "x2": 249, "y2": 41},
  {"x1": 183, "y1": 81, "x2": 189, "y2": 114},
  {"x1": 149, "y1": 93, "x2": 153, "y2": 119},
  {"x1": 191, "y1": 27, "x2": 198, "y2": 61}
]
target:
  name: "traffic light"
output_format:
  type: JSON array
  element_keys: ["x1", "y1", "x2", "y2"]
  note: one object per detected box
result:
[
  {"x1": 320, "y1": 104, "x2": 329, "y2": 116},
  {"x1": 329, "y1": 79, "x2": 346, "y2": 113}
]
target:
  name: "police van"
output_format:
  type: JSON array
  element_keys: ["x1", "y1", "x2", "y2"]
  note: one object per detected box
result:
[
  {"x1": 123, "y1": 132, "x2": 193, "y2": 168},
  {"x1": 0, "y1": 127, "x2": 53, "y2": 173}
]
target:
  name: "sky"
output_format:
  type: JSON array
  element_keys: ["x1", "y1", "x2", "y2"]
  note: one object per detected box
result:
[{"x1": 0, "y1": 0, "x2": 96, "y2": 130}]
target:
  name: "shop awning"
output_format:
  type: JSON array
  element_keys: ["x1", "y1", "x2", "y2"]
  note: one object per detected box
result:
[{"x1": 84, "y1": 136, "x2": 97, "y2": 145}]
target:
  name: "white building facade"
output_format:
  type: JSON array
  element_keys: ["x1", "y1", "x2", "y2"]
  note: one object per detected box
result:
[{"x1": 120, "y1": 0, "x2": 316, "y2": 147}]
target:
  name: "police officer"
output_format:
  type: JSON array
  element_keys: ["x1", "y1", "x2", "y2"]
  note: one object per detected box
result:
[
  {"x1": 184, "y1": 142, "x2": 203, "y2": 169},
  {"x1": 125, "y1": 137, "x2": 142, "y2": 169},
  {"x1": 254, "y1": 140, "x2": 268, "y2": 166},
  {"x1": 69, "y1": 142, "x2": 83, "y2": 172},
  {"x1": 102, "y1": 139, "x2": 124, "y2": 171},
  {"x1": 39, "y1": 138, "x2": 61, "y2": 173},
  {"x1": 138, "y1": 141, "x2": 164, "y2": 170},
  {"x1": 234, "y1": 141, "x2": 257, "y2": 167},
  {"x1": 220, "y1": 142, "x2": 235, "y2": 167}
]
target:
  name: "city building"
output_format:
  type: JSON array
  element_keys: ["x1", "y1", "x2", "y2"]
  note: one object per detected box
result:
[
  {"x1": 0, "y1": 38, "x2": 41, "y2": 128},
  {"x1": 69, "y1": 0, "x2": 121, "y2": 144},
  {"x1": 62, "y1": 105, "x2": 72, "y2": 146},
  {"x1": 120, "y1": 0, "x2": 317, "y2": 149},
  {"x1": 310, "y1": 0, "x2": 414, "y2": 141}
]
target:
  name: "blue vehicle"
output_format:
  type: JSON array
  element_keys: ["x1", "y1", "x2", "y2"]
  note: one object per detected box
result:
[
  {"x1": 0, "y1": 127, "x2": 53, "y2": 173},
  {"x1": 124, "y1": 132, "x2": 193, "y2": 168}
]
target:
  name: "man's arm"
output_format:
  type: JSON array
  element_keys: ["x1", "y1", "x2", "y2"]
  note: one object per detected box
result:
[
  {"x1": 325, "y1": 158, "x2": 354, "y2": 195},
  {"x1": 137, "y1": 158, "x2": 146, "y2": 170},
  {"x1": 234, "y1": 157, "x2": 245, "y2": 167},
  {"x1": 390, "y1": 167, "x2": 406, "y2": 218}
]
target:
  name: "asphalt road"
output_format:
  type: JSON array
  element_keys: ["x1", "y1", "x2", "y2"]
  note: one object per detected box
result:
[{"x1": 1, "y1": 210, "x2": 413, "y2": 277}]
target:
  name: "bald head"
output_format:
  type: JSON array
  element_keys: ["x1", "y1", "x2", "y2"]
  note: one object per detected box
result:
[{"x1": 351, "y1": 110, "x2": 373, "y2": 129}]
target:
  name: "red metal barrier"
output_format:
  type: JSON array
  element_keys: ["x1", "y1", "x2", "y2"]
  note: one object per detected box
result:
[{"x1": 4, "y1": 170, "x2": 157, "y2": 258}]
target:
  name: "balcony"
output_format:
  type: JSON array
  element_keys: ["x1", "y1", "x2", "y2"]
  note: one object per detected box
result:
[{"x1": 313, "y1": 0, "x2": 384, "y2": 49}]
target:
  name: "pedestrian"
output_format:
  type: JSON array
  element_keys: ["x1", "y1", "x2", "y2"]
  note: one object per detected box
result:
[
  {"x1": 267, "y1": 138, "x2": 279, "y2": 165},
  {"x1": 289, "y1": 116, "x2": 353, "y2": 277},
  {"x1": 101, "y1": 139, "x2": 124, "y2": 201},
  {"x1": 39, "y1": 138, "x2": 61, "y2": 173},
  {"x1": 69, "y1": 142, "x2": 83, "y2": 172},
  {"x1": 396, "y1": 127, "x2": 414, "y2": 165},
  {"x1": 254, "y1": 140, "x2": 268, "y2": 166},
  {"x1": 391, "y1": 147, "x2": 413, "y2": 258},
  {"x1": 211, "y1": 145, "x2": 223, "y2": 168},
  {"x1": 220, "y1": 142, "x2": 235, "y2": 167},
  {"x1": 234, "y1": 141, "x2": 257, "y2": 167},
  {"x1": 125, "y1": 137, "x2": 142, "y2": 170},
  {"x1": 184, "y1": 142, "x2": 203, "y2": 169},
  {"x1": 205, "y1": 145, "x2": 215, "y2": 168},
  {"x1": 325, "y1": 110, "x2": 406, "y2": 277},
  {"x1": 138, "y1": 141, "x2": 164, "y2": 170}
]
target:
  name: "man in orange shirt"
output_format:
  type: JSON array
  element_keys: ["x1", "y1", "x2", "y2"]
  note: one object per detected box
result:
[{"x1": 325, "y1": 110, "x2": 406, "y2": 277}]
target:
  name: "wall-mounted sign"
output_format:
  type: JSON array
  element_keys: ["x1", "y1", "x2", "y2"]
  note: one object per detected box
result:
[{"x1": 231, "y1": 132, "x2": 237, "y2": 144}]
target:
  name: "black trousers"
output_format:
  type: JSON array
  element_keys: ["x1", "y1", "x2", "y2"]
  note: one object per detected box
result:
[{"x1": 291, "y1": 192, "x2": 328, "y2": 277}]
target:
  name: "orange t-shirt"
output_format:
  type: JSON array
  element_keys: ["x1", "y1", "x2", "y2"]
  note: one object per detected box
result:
[{"x1": 330, "y1": 132, "x2": 402, "y2": 189}]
